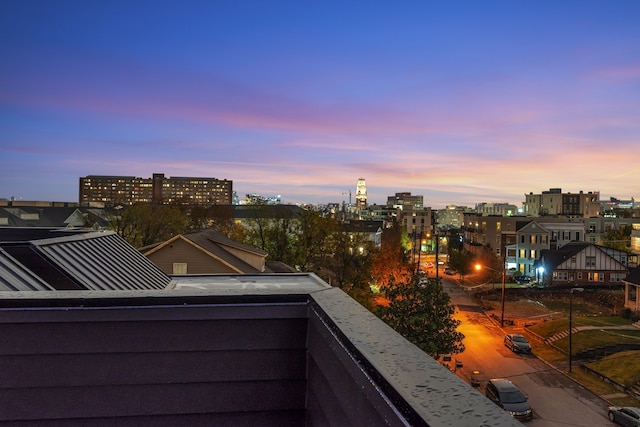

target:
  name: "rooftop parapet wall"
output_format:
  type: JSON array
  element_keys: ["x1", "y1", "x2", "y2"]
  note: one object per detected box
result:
[{"x1": 0, "y1": 277, "x2": 520, "y2": 426}]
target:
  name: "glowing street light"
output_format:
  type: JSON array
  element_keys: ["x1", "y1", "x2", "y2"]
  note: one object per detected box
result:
[
  {"x1": 475, "y1": 260, "x2": 506, "y2": 327},
  {"x1": 569, "y1": 287, "x2": 584, "y2": 373}
]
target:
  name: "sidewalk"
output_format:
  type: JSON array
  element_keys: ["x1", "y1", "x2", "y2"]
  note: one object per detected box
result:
[{"x1": 547, "y1": 324, "x2": 640, "y2": 343}]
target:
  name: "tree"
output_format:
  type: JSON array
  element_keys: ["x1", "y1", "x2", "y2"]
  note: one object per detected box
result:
[
  {"x1": 371, "y1": 222, "x2": 413, "y2": 289},
  {"x1": 294, "y1": 209, "x2": 338, "y2": 272},
  {"x1": 447, "y1": 249, "x2": 475, "y2": 282},
  {"x1": 446, "y1": 229, "x2": 463, "y2": 252},
  {"x1": 474, "y1": 246, "x2": 502, "y2": 283},
  {"x1": 377, "y1": 274, "x2": 465, "y2": 358},
  {"x1": 601, "y1": 225, "x2": 632, "y2": 251},
  {"x1": 110, "y1": 203, "x2": 187, "y2": 248}
]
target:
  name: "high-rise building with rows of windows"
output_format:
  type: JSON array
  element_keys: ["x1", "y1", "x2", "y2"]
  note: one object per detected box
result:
[{"x1": 79, "y1": 173, "x2": 232, "y2": 206}]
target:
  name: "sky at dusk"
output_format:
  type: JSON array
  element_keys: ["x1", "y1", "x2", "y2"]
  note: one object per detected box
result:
[{"x1": 1, "y1": 1, "x2": 639, "y2": 208}]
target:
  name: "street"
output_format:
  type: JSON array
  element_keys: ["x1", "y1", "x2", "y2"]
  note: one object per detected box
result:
[{"x1": 440, "y1": 276, "x2": 616, "y2": 426}]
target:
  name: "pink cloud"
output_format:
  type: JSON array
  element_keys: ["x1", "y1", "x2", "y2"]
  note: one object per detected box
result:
[{"x1": 585, "y1": 64, "x2": 640, "y2": 83}]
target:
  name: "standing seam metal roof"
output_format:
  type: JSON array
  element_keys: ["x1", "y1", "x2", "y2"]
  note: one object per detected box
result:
[
  {"x1": 0, "y1": 248, "x2": 54, "y2": 291},
  {"x1": 32, "y1": 232, "x2": 171, "y2": 291}
]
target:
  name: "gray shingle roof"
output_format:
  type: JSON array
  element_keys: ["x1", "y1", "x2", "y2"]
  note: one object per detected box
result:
[{"x1": 625, "y1": 267, "x2": 640, "y2": 286}]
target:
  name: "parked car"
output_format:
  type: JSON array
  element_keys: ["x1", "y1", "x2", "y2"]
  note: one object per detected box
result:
[
  {"x1": 485, "y1": 378, "x2": 533, "y2": 422},
  {"x1": 513, "y1": 275, "x2": 531, "y2": 284},
  {"x1": 608, "y1": 406, "x2": 640, "y2": 426},
  {"x1": 504, "y1": 334, "x2": 531, "y2": 353},
  {"x1": 444, "y1": 267, "x2": 455, "y2": 275}
]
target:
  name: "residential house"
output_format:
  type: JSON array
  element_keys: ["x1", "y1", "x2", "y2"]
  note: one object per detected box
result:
[
  {"x1": 536, "y1": 242, "x2": 629, "y2": 287},
  {"x1": 142, "y1": 229, "x2": 296, "y2": 275},
  {"x1": 341, "y1": 220, "x2": 383, "y2": 250},
  {"x1": 513, "y1": 220, "x2": 586, "y2": 278}
]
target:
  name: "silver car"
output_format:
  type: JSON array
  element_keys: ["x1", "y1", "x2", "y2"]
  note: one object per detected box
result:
[{"x1": 608, "y1": 406, "x2": 640, "y2": 426}]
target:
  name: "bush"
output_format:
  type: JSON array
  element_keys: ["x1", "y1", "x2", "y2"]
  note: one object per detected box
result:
[{"x1": 621, "y1": 307, "x2": 640, "y2": 322}]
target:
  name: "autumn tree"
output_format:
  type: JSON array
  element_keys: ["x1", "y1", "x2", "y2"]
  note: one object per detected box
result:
[
  {"x1": 371, "y1": 222, "x2": 413, "y2": 289},
  {"x1": 110, "y1": 203, "x2": 187, "y2": 248},
  {"x1": 377, "y1": 274, "x2": 465, "y2": 358}
]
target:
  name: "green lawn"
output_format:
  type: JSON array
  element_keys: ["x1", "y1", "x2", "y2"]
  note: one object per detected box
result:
[
  {"x1": 587, "y1": 351, "x2": 640, "y2": 387},
  {"x1": 528, "y1": 316, "x2": 633, "y2": 339},
  {"x1": 553, "y1": 329, "x2": 640, "y2": 354},
  {"x1": 526, "y1": 316, "x2": 640, "y2": 404}
]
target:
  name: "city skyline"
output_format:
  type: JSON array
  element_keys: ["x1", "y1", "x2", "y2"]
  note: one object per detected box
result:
[{"x1": 1, "y1": 1, "x2": 639, "y2": 208}]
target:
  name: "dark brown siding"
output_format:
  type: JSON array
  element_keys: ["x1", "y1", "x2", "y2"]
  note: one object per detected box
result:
[{"x1": 0, "y1": 301, "x2": 307, "y2": 425}]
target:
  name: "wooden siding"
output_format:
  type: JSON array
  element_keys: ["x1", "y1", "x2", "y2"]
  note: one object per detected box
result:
[
  {"x1": 0, "y1": 300, "x2": 308, "y2": 425},
  {"x1": 223, "y1": 244, "x2": 265, "y2": 271},
  {"x1": 146, "y1": 238, "x2": 239, "y2": 274}
]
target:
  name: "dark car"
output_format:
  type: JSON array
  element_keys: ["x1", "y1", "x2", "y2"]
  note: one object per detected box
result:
[
  {"x1": 485, "y1": 378, "x2": 533, "y2": 422},
  {"x1": 513, "y1": 275, "x2": 531, "y2": 284},
  {"x1": 608, "y1": 406, "x2": 640, "y2": 426},
  {"x1": 444, "y1": 267, "x2": 455, "y2": 275},
  {"x1": 504, "y1": 334, "x2": 531, "y2": 353}
]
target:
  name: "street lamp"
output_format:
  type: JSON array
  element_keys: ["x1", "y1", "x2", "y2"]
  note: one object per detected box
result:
[
  {"x1": 568, "y1": 287, "x2": 584, "y2": 373},
  {"x1": 475, "y1": 260, "x2": 506, "y2": 327},
  {"x1": 537, "y1": 266, "x2": 545, "y2": 287}
]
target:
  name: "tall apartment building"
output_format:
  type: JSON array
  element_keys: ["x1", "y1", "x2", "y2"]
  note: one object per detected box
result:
[
  {"x1": 386, "y1": 192, "x2": 423, "y2": 209},
  {"x1": 79, "y1": 173, "x2": 232, "y2": 206},
  {"x1": 522, "y1": 188, "x2": 600, "y2": 217}
]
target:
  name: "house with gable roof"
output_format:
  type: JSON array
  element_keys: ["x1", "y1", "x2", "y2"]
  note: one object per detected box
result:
[
  {"x1": 536, "y1": 242, "x2": 629, "y2": 287},
  {"x1": 514, "y1": 220, "x2": 586, "y2": 278},
  {"x1": 142, "y1": 229, "x2": 296, "y2": 275}
]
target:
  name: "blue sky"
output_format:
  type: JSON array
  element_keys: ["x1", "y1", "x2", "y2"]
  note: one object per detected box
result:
[{"x1": 1, "y1": 1, "x2": 639, "y2": 208}]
